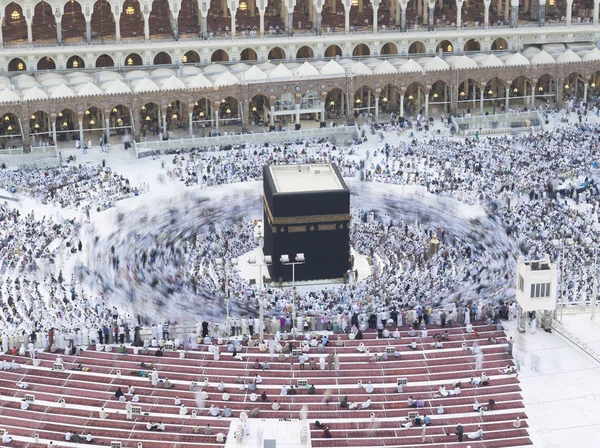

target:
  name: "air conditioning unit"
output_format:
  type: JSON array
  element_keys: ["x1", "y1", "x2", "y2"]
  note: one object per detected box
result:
[
  {"x1": 408, "y1": 411, "x2": 419, "y2": 419},
  {"x1": 53, "y1": 362, "x2": 64, "y2": 371},
  {"x1": 132, "y1": 406, "x2": 142, "y2": 416},
  {"x1": 297, "y1": 379, "x2": 308, "y2": 387},
  {"x1": 397, "y1": 378, "x2": 408, "y2": 386},
  {"x1": 110, "y1": 442, "x2": 122, "y2": 448},
  {"x1": 292, "y1": 348, "x2": 302, "y2": 357},
  {"x1": 386, "y1": 346, "x2": 395, "y2": 354},
  {"x1": 24, "y1": 394, "x2": 35, "y2": 402}
]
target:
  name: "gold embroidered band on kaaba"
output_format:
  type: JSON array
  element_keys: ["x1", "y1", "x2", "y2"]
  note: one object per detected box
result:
[{"x1": 264, "y1": 196, "x2": 350, "y2": 225}]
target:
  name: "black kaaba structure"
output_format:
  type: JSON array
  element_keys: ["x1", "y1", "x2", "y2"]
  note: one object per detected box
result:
[{"x1": 263, "y1": 164, "x2": 351, "y2": 282}]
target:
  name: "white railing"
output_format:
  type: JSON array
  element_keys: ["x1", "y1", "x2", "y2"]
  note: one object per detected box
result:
[
  {"x1": 455, "y1": 110, "x2": 542, "y2": 136},
  {"x1": 135, "y1": 126, "x2": 359, "y2": 158},
  {"x1": 551, "y1": 318, "x2": 600, "y2": 365}
]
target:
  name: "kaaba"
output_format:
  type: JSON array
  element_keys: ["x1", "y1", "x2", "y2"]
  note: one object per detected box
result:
[{"x1": 263, "y1": 163, "x2": 351, "y2": 282}]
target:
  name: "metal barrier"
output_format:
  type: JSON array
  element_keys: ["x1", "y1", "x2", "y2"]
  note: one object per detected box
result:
[
  {"x1": 551, "y1": 318, "x2": 600, "y2": 365},
  {"x1": 134, "y1": 126, "x2": 359, "y2": 158}
]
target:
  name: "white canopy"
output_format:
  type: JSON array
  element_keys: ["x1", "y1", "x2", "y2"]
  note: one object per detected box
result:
[
  {"x1": 321, "y1": 59, "x2": 345, "y2": 75},
  {"x1": 447, "y1": 55, "x2": 478, "y2": 70},
  {"x1": 77, "y1": 82, "x2": 103, "y2": 97},
  {"x1": 49, "y1": 83, "x2": 75, "y2": 99},
  {"x1": 244, "y1": 65, "x2": 268, "y2": 81},
  {"x1": 529, "y1": 50, "x2": 555, "y2": 66},
  {"x1": 187, "y1": 73, "x2": 213, "y2": 89},
  {"x1": 162, "y1": 75, "x2": 186, "y2": 90},
  {"x1": 22, "y1": 86, "x2": 48, "y2": 101},
  {"x1": 479, "y1": 53, "x2": 504, "y2": 68},
  {"x1": 213, "y1": 71, "x2": 239, "y2": 87},
  {"x1": 502, "y1": 52, "x2": 530, "y2": 67},
  {"x1": 583, "y1": 47, "x2": 600, "y2": 62},
  {"x1": 398, "y1": 59, "x2": 423, "y2": 74},
  {"x1": 104, "y1": 78, "x2": 132, "y2": 95},
  {"x1": 133, "y1": 78, "x2": 160, "y2": 93},
  {"x1": 295, "y1": 61, "x2": 319, "y2": 76},
  {"x1": 0, "y1": 88, "x2": 19, "y2": 103},
  {"x1": 423, "y1": 56, "x2": 450, "y2": 71},
  {"x1": 555, "y1": 49, "x2": 582, "y2": 64},
  {"x1": 373, "y1": 60, "x2": 397, "y2": 75},
  {"x1": 270, "y1": 63, "x2": 294, "y2": 79},
  {"x1": 350, "y1": 61, "x2": 372, "y2": 75}
]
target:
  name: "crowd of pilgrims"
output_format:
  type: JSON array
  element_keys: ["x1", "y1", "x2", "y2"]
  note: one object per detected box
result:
[
  {"x1": 0, "y1": 164, "x2": 142, "y2": 211},
  {"x1": 1, "y1": 108, "x2": 600, "y2": 352}
]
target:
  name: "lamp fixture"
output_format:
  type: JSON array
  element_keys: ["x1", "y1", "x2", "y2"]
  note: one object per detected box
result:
[
  {"x1": 145, "y1": 116, "x2": 151, "y2": 121},
  {"x1": 90, "y1": 119, "x2": 95, "y2": 125},
  {"x1": 432, "y1": 93, "x2": 439, "y2": 99},
  {"x1": 34, "y1": 123, "x2": 40, "y2": 129},
  {"x1": 182, "y1": 55, "x2": 188, "y2": 63},
  {"x1": 72, "y1": 60, "x2": 79, "y2": 68},
  {"x1": 329, "y1": 100, "x2": 335, "y2": 106},
  {"x1": 172, "y1": 114, "x2": 177, "y2": 119},
  {"x1": 11, "y1": 10, "x2": 20, "y2": 20},
  {"x1": 408, "y1": 95, "x2": 414, "y2": 100},
  {"x1": 7, "y1": 126, "x2": 13, "y2": 131},
  {"x1": 62, "y1": 121, "x2": 68, "y2": 127},
  {"x1": 538, "y1": 86, "x2": 544, "y2": 92},
  {"x1": 382, "y1": 97, "x2": 388, "y2": 103},
  {"x1": 85, "y1": 110, "x2": 90, "y2": 115},
  {"x1": 459, "y1": 91, "x2": 465, "y2": 97},
  {"x1": 58, "y1": 112, "x2": 63, "y2": 117},
  {"x1": 17, "y1": 62, "x2": 24, "y2": 70},
  {"x1": 564, "y1": 84, "x2": 569, "y2": 89},
  {"x1": 113, "y1": 107, "x2": 118, "y2": 113},
  {"x1": 141, "y1": 106, "x2": 146, "y2": 111},
  {"x1": 487, "y1": 89, "x2": 493, "y2": 95},
  {"x1": 592, "y1": 82, "x2": 597, "y2": 88},
  {"x1": 252, "y1": 106, "x2": 257, "y2": 111},
  {"x1": 513, "y1": 88, "x2": 518, "y2": 93},
  {"x1": 31, "y1": 114, "x2": 36, "y2": 119},
  {"x1": 126, "y1": 6, "x2": 135, "y2": 15},
  {"x1": 127, "y1": 58, "x2": 134, "y2": 66},
  {"x1": 4, "y1": 116, "x2": 9, "y2": 121},
  {"x1": 194, "y1": 101, "x2": 199, "y2": 106},
  {"x1": 239, "y1": 1, "x2": 248, "y2": 10},
  {"x1": 199, "y1": 111, "x2": 205, "y2": 117},
  {"x1": 447, "y1": 45, "x2": 453, "y2": 52},
  {"x1": 226, "y1": 108, "x2": 231, "y2": 114}
]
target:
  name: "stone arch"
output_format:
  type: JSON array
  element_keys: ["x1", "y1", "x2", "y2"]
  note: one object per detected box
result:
[
  {"x1": 8, "y1": 58, "x2": 26, "y2": 71},
  {"x1": 381, "y1": 42, "x2": 398, "y2": 55},
  {"x1": 296, "y1": 46, "x2": 314, "y2": 60},
  {"x1": 61, "y1": 0, "x2": 86, "y2": 41},
  {"x1": 55, "y1": 108, "x2": 77, "y2": 142},
  {"x1": 536, "y1": 73, "x2": 556, "y2": 99},
  {"x1": 457, "y1": 78, "x2": 482, "y2": 111},
  {"x1": 324, "y1": 44, "x2": 342, "y2": 58},
  {"x1": 219, "y1": 96, "x2": 240, "y2": 125},
  {"x1": 404, "y1": 81, "x2": 426, "y2": 115},
  {"x1": 429, "y1": 80, "x2": 449, "y2": 113},
  {"x1": 66, "y1": 55, "x2": 85, "y2": 69},
  {"x1": 140, "y1": 102, "x2": 160, "y2": 135},
  {"x1": 166, "y1": 100, "x2": 186, "y2": 131},
  {"x1": 325, "y1": 87, "x2": 345, "y2": 119},
  {"x1": 192, "y1": 98, "x2": 212, "y2": 130},
  {"x1": 120, "y1": 0, "x2": 144, "y2": 39},
  {"x1": 154, "y1": 51, "x2": 172, "y2": 65},
  {"x1": 125, "y1": 53, "x2": 143, "y2": 66},
  {"x1": 564, "y1": 71, "x2": 586, "y2": 100},
  {"x1": 464, "y1": 39, "x2": 480, "y2": 52},
  {"x1": 378, "y1": 84, "x2": 402, "y2": 115},
  {"x1": 0, "y1": 112, "x2": 21, "y2": 142},
  {"x1": 32, "y1": 1, "x2": 57, "y2": 43},
  {"x1": 408, "y1": 41, "x2": 426, "y2": 54},
  {"x1": 491, "y1": 38, "x2": 508, "y2": 51},
  {"x1": 3, "y1": 3, "x2": 27, "y2": 45},
  {"x1": 249, "y1": 94, "x2": 270, "y2": 126},
  {"x1": 96, "y1": 54, "x2": 115, "y2": 67},
  {"x1": 149, "y1": 0, "x2": 173, "y2": 38},
  {"x1": 354, "y1": 85, "x2": 376, "y2": 117},
  {"x1": 91, "y1": 0, "x2": 115, "y2": 40},
  {"x1": 29, "y1": 110, "x2": 51, "y2": 142},
  {"x1": 38, "y1": 56, "x2": 56, "y2": 70},
  {"x1": 589, "y1": 71, "x2": 600, "y2": 97},
  {"x1": 109, "y1": 105, "x2": 132, "y2": 134},
  {"x1": 268, "y1": 47, "x2": 286, "y2": 61},
  {"x1": 240, "y1": 48, "x2": 258, "y2": 61},
  {"x1": 178, "y1": 0, "x2": 199, "y2": 37},
  {"x1": 211, "y1": 49, "x2": 230, "y2": 62},
  {"x1": 436, "y1": 40, "x2": 454, "y2": 53},
  {"x1": 353, "y1": 43, "x2": 370, "y2": 57},
  {"x1": 183, "y1": 50, "x2": 200, "y2": 64},
  {"x1": 508, "y1": 75, "x2": 532, "y2": 106}
]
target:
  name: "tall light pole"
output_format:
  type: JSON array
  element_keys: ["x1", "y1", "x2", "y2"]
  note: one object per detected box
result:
[
  {"x1": 215, "y1": 257, "x2": 238, "y2": 335},
  {"x1": 553, "y1": 238, "x2": 574, "y2": 322},
  {"x1": 280, "y1": 253, "x2": 305, "y2": 326},
  {"x1": 592, "y1": 246, "x2": 597, "y2": 322},
  {"x1": 248, "y1": 254, "x2": 272, "y2": 342}
]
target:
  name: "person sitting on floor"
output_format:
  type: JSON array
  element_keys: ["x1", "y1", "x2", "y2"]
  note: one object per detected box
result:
[
  {"x1": 361, "y1": 398, "x2": 371, "y2": 409},
  {"x1": 340, "y1": 396, "x2": 349, "y2": 408},
  {"x1": 408, "y1": 341, "x2": 418, "y2": 350},
  {"x1": 261, "y1": 391, "x2": 268, "y2": 401},
  {"x1": 467, "y1": 425, "x2": 483, "y2": 439},
  {"x1": 323, "y1": 425, "x2": 332, "y2": 438}
]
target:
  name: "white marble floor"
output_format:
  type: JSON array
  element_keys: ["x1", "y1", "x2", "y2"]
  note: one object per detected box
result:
[{"x1": 503, "y1": 317, "x2": 600, "y2": 448}]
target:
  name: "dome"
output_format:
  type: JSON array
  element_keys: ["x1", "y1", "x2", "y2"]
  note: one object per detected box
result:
[
  {"x1": 398, "y1": 59, "x2": 423, "y2": 74},
  {"x1": 373, "y1": 60, "x2": 397, "y2": 75},
  {"x1": 423, "y1": 56, "x2": 450, "y2": 72},
  {"x1": 529, "y1": 50, "x2": 555, "y2": 66},
  {"x1": 555, "y1": 49, "x2": 582, "y2": 64}
]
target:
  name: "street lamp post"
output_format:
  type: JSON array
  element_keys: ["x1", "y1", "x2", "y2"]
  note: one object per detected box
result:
[
  {"x1": 280, "y1": 253, "x2": 305, "y2": 326},
  {"x1": 215, "y1": 257, "x2": 238, "y2": 336},
  {"x1": 248, "y1": 255, "x2": 272, "y2": 342}
]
